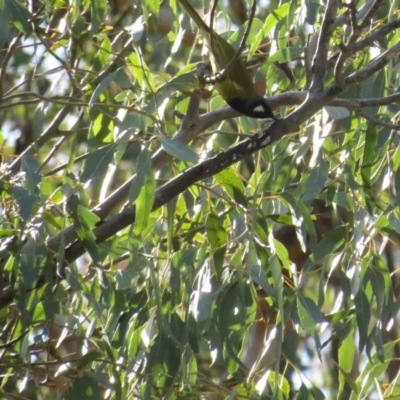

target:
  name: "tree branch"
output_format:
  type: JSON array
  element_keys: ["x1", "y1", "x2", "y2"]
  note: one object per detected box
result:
[
  {"x1": 310, "y1": 0, "x2": 340, "y2": 92},
  {"x1": 306, "y1": 0, "x2": 378, "y2": 83},
  {"x1": 359, "y1": 0, "x2": 384, "y2": 29},
  {"x1": 344, "y1": 41, "x2": 400, "y2": 85},
  {"x1": 61, "y1": 119, "x2": 288, "y2": 266},
  {"x1": 358, "y1": 110, "x2": 400, "y2": 131}
]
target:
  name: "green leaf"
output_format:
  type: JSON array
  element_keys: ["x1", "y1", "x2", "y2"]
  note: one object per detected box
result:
[
  {"x1": 6, "y1": 0, "x2": 32, "y2": 35},
  {"x1": 169, "y1": 312, "x2": 187, "y2": 346},
  {"x1": 206, "y1": 211, "x2": 227, "y2": 249},
  {"x1": 215, "y1": 169, "x2": 247, "y2": 207},
  {"x1": 77, "y1": 205, "x2": 101, "y2": 229},
  {"x1": 80, "y1": 145, "x2": 116, "y2": 183},
  {"x1": 217, "y1": 284, "x2": 249, "y2": 370},
  {"x1": 267, "y1": 371, "x2": 291, "y2": 399},
  {"x1": 88, "y1": 112, "x2": 114, "y2": 145},
  {"x1": 65, "y1": 376, "x2": 101, "y2": 400},
  {"x1": 89, "y1": 69, "x2": 120, "y2": 106},
  {"x1": 21, "y1": 155, "x2": 41, "y2": 188},
  {"x1": 354, "y1": 289, "x2": 370, "y2": 352},
  {"x1": 301, "y1": 160, "x2": 329, "y2": 201},
  {"x1": 20, "y1": 240, "x2": 47, "y2": 289},
  {"x1": 363, "y1": 258, "x2": 386, "y2": 315},
  {"x1": 361, "y1": 124, "x2": 378, "y2": 187},
  {"x1": 337, "y1": 362, "x2": 359, "y2": 397},
  {"x1": 145, "y1": 332, "x2": 181, "y2": 389},
  {"x1": 11, "y1": 186, "x2": 36, "y2": 222},
  {"x1": 78, "y1": 351, "x2": 103, "y2": 369},
  {"x1": 338, "y1": 327, "x2": 355, "y2": 373},
  {"x1": 41, "y1": 300, "x2": 61, "y2": 320},
  {"x1": 279, "y1": 192, "x2": 317, "y2": 252},
  {"x1": 90, "y1": 0, "x2": 107, "y2": 35},
  {"x1": 248, "y1": 264, "x2": 277, "y2": 298},
  {"x1": 206, "y1": 211, "x2": 227, "y2": 277},
  {"x1": 250, "y1": 3, "x2": 290, "y2": 56},
  {"x1": 268, "y1": 47, "x2": 304, "y2": 63},
  {"x1": 350, "y1": 339, "x2": 400, "y2": 400},
  {"x1": 133, "y1": 157, "x2": 156, "y2": 236},
  {"x1": 127, "y1": 51, "x2": 155, "y2": 92},
  {"x1": 0, "y1": 1, "x2": 12, "y2": 48},
  {"x1": 297, "y1": 294, "x2": 324, "y2": 334},
  {"x1": 310, "y1": 225, "x2": 347, "y2": 263},
  {"x1": 128, "y1": 148, "x2": 152, "y2": 204},
  {"x1": 163, "y1": 71, "x2": 199, "y2": 93},
  {"x1": 68, "y1": 195, "x2": 99, "y2": 262},
  {"x1": 296, "y1": 384, "x2": 325, "y2": 400},
  {"x1": 160, "y1": 137, "x2": 199, "y2": 163}
]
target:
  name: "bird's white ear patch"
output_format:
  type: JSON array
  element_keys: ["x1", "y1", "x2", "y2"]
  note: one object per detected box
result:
[{"x1": 253, "y1": 105, "x2": 266, "y2": 114}]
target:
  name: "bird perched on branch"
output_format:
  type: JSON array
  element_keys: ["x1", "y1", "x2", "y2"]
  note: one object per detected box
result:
[{"x1": 177, "y1": 0, "x2": 276, "y2": 120}]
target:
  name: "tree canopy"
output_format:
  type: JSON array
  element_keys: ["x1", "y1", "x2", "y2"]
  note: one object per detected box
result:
[{"x1": 1, "y1": 0, "x2": 400, "y2": 399}]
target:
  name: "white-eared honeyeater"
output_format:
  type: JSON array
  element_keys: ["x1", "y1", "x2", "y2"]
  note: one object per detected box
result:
[{"x1": 178, "y1": 0, "x2": 276, "y2": 120}]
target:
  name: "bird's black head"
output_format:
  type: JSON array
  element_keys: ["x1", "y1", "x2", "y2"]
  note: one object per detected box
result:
[{"x1": 228, "y1": 96, "x2": 276, "y2": 120}]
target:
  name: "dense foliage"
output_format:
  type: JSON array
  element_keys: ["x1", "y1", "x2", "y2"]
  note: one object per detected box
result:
[{"x1": 0, "y1": 0, "x2": 400, "y2": 398}]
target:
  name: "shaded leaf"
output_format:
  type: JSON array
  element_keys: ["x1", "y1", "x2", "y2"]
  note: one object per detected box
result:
[
  {"x1": 355, "y1": 289, "x2": 371, "y2": 352},
  {"x1": 133, "y1": 171, "x2": 156, "y2": 237},
  {"x1": 6, "y1": 0, "x2": 32, "y2": 35},
  {"x1": 301, "y1": 160, "x2": 329, "y2": 201},
  {"x1": 297, "y1": 294, "x2": 324, "y2": 333},
  {"x1": 160, "y1": 137, "x2": 199, "y2": 163},
  {"x1": 80, "y1": 145, "x2": 116, "y2": 183},
  {"x1": 65, "y1": 376, "x2": 101, "y2": 400}
]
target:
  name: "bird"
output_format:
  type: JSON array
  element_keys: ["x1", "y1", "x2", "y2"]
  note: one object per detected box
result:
[{"x1": 177, "y1": 0, "x2": 276, "y2": 120}]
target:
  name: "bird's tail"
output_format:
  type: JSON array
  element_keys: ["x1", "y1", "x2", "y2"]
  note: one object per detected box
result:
[{"x1": 177, "y1": 0, "x2": 211, "y2": 34}]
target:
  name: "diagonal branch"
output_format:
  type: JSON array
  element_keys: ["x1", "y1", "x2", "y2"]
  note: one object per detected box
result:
[
  {"x1": 344, "y1": 41, "x2": 400, "y2": 85},
  {"x1": 359, "y1": 0, "x2": 384, "y2": 29},
  {"x1": 62, "y1": 119, "x2": 288, "y2": 266},
  {"x1": 0, "y1": 118, "x2": 291, "y2": 309}
]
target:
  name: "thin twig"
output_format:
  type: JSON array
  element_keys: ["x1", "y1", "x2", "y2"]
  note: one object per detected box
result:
[
  {"x1": 36, "y1": 32, "x2": 80, "y2": 96},
  {"x1": 9, "y1": 105, "x2": 82, "y2": 174},
  {"x1": 0, "y1": 32, "x2": 23, "y2": 100},
  {"x1": 358, "y1": 110, "x2": 400, "y2": 131},
  {"x1": 36, "y1": 137, "x2": 66, "y2": 174}
]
